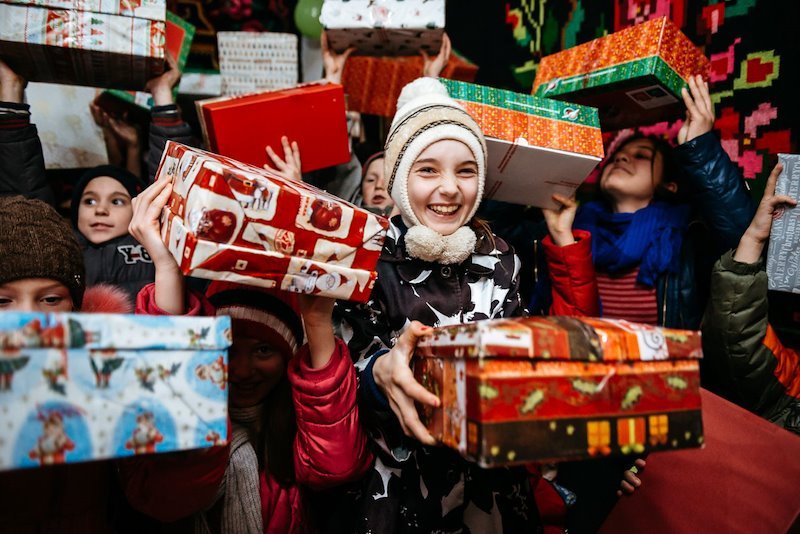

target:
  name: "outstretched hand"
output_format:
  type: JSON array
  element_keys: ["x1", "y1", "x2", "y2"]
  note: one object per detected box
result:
[
  {"x1": 321, "y1": 31, "x2": 355, "y2": 85},
  {"x1": 129, "y1": 177, "x2": 175, "y2": 269},
  {"x1": 734, "y1": 162, "x2": 796, "y2": 264},
  {"x1": 264, "y1": 136, "x2": 302, "y2": 182},
  {"x1": 372, "y1": 321, "x2": 440, "y2": 445},
  {"x1": 542, "y1": 194, "x2": 578, "y2": 246},
  {"x1": 145, "y1": 52, "x2": 181, "y2": 106},
  {"x1": 677, "y1": 74, "x2": 714, "y2": 145},
  {"x1": 617, "y1": 459, "x2": 647, "y2": 497},
  {"x1": 422, "y1": 33, "x2": 452, "y2": 78}
]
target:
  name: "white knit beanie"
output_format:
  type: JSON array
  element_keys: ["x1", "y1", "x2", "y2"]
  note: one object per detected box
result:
[{"x1": 384, "y1": 77, "x2": 487, "y2": 229}]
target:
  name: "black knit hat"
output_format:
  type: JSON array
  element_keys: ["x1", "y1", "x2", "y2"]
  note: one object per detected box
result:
[
  {"x1": 70, "y1": 165, "x2": 144, "y2": 228},
  {"x1": 0, "y1": 196, "x2": 86, "y2": 308}
]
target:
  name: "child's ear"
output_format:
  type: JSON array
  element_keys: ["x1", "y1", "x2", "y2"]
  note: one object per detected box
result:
[{"x1": 662, "y1": 181, "x2": 679, "y2": 194}]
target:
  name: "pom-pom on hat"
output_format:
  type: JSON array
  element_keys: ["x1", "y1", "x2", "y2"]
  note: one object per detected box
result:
[
  {"x1": 384, "y1": 77, "x2": 487, "y2": 228},
  {"x1": 205, "y1": 281, "x2": 304, "y2": 359},
  {"x1": 0, "y1": 196, "x2": 86, "y2": 308}
]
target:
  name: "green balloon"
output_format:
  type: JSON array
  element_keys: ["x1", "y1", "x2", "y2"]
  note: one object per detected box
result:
[{"x1": 295, "y1": 0, "x2": 324, "y2": 40}]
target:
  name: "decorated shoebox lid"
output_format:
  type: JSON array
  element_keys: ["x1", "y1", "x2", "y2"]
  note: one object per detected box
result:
[
  {"x1": 532, "y1": 17, "x2": 709, "y2": 130},
  {"x1": 2, "y1": 0, "x2": 165, "y2": 21},
  {"x1": 196, "y1": 82, "x2": 350, "y2": 173},
  {"x1": 217, "y1": 31, "x2": 298, "y2": 96},
  {"x1": 415, "y1": 316, "x2": 704, "y2": 467},
  {"x1": 321, "y1": 0, "x2": 444, "y2": 56},
  {"x1": 156, "y1": 141, "x2": 389, "y2": 302},
  {"x1": 441, "y1": 78, "x2": 603, "y2": 210},
  {"x1": 0, "y1": 3, "x2": 165, "y2": 89},
  {"x1": 0, "y1": 312, "x2": 231, "y2": 471}
]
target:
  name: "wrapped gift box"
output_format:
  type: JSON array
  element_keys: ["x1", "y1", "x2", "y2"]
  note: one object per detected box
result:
[
  {"x1": 767, "y1": 154, "x2": 800, "y2": 293},
  {"x1": 98, "y1": 11, "x2": 195, "y2": 118},
  {"x1": 156, "y1": 141, "x2": 388, "y2": 302},
  {"x1": 0, "y1": 312, "x2": 231, "y2": 471},
  {"x1": 321, "y1": 0, "x2": 444, "y2": 56},
  {"x1": 442, "y1": 79, "x2": 603, "y2": 210},
  {"x1": 3, "y1": 0, "x2": 165, "y2": 21},
  {"x1": 196, "y1": 83, "x2": 350, "y2": 173},
  {"x1": 343, "y1": 53, "x2": 478, "y2": 117},
  {"x1": 217, "y1": 31, "x2": 297, "y2": 96},
  {"x1": 0, "y1": 3, "x2": 165, "y2": 89},
  {"x1": 533, "y1": 17, "x2": 709, "y2": 130},
  {"x1": 414, "y1": 317, "x2": 704, "y2": 467}
]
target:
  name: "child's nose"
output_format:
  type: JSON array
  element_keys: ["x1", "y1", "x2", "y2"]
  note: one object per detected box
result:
[
  {"x1": 438, "y1": 173, "x2": 459, "y2": 194},
  {"x1": 614, "y1": 151, "x2": 629, "y2": 163}
]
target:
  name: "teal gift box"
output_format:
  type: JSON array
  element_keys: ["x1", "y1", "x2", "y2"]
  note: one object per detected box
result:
[{"x1": 0, "y1": 312, "x2": 231, "y2": 471}]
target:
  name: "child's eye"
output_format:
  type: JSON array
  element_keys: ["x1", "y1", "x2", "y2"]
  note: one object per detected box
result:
[
  {"x1": 112, "y1": 198, "x2": 128, "y2": 206},
  {"x1": 252, "y1": 345, "x2": 279, "y2": 360},
  {"x1": 0, "y1": 297, "x2": 12, "y2": 307},
  {"x1": 83, "y1": 198, "x2": 97, "y2": 206},
  {"x1": 634, "y1": 152, "x2": 651, "y2": 160},
  {"x1": 458, "y1": 167, "x2": 478, "y2": 177},
  {"x1": 40, "y1": 295, "x2": 65, "y2": 306},
  {"x1": 417, "y1": 167, "x2": 437, "y2": 174}
]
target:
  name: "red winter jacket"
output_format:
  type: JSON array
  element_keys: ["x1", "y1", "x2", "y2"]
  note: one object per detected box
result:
[
  {"x1": 119, "y1": 284, "x2": 373, "y2": 530},
  {"x1": 542, "y1": 230, "x2": 600, "y2": 317}
]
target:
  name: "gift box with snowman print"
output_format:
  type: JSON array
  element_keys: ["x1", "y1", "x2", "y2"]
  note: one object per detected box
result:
[
  {"x1": 0, "y1": 312, "x2": 231, "y2": 471},
  {"x1": 156, "y1": 141, "x2": 389, "y2": 302}
]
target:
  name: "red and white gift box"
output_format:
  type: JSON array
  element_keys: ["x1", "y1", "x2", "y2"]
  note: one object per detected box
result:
[{"x1": 156, "y1": 141, "x2": 389, "y2": 302}]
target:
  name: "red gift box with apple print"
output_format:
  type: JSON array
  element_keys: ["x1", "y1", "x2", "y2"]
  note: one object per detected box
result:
[{"x1": 155, "y1": 141, "x2": 389, "y2": 302}]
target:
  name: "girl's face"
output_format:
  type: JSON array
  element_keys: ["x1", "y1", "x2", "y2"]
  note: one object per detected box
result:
[
  {"x1": 599, "y1": 139, "x2": 665, "y2": 208},
  {"x1": 407, "y1": 140, "x2": 479, "y2": 236},
  {"x1": 0, "y1": 278, "x2": 73, "y2": 312},
  {"x1": 228, "y1": 331, "x2": 286, "y2": 409},
  {"x1": 361, "y1": 158, "x2": 392, "y2": 209},
  {"x1": 77, "y1": 176, "x2": 134, "y2": 244}
]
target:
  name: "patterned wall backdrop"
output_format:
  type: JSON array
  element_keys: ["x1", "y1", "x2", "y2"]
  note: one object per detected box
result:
[{"x1": 450, "y1": 0, "x2": 799, "y2": 200}]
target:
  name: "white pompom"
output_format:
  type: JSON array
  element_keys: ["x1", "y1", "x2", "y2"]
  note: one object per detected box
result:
[{"x1": 396, "y1": 77, "x2": 450, "y2": 112}]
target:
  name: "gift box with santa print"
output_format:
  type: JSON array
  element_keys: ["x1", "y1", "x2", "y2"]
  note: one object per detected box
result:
[
  {"x1": 414, "y1": 316, "x2": 704, "y2": 467},
  {"x1": 0, "y1": 3, "x2": 165, "y2": 89},
  {"x1": 0, "y1": 312, "x2": 231, "y2": 471},
  {"x1": 320, "y1": 0, "x2": 445, "y2": 57},
  {"x1": 532, "y1": 17, "x2": 709, "y2": 130},
  {"x1": 196, "y1": 82, "x2": 350, "y2": 174},
  {"x1": 441, "y1": 78, "x2": 604, "y2": 211},
  {"x1": 156, "y1": 141, "x2": 388, "y2": 302}
]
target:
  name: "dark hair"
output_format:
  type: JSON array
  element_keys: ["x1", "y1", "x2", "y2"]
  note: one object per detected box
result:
[
  {"x1": 259, "y1": 374, "x2": 296, "y2": 486},
  {"x1": 603, "y1": 134, "x2": 689, "y2": 204}
]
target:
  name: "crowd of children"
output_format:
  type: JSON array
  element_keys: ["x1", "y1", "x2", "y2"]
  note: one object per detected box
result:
[{"x1": 0, "y1": 21, "x2": 798, "y2": 534}]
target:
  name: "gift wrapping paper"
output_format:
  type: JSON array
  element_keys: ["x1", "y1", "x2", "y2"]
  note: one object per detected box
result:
[
  {"x1": 415, "y1": 317, "x2": 704, "y2": 467},
  {"x1": 441, "y1": 78, "x2": 603, "y2": 210},
  {"x1": 156, "y1": 141, "x2": 388, "y2": 302},
  {"x1": 3, "y1": 0, "x2": 165, "y2": 21},
  {"x1": 321, "y1": 0, "x2": 444, "y2": 56},
  {"x1": 343, "y1": 53, "x2": 478, "y2": 117},
  {"x1": 532, "y1": 17, "x2": 709, "y2": 129},
  {"x1": 196, "y1": 83, "x2": 350, "y2": 173},
  {"x1": 0, "y1": 312, "x2": 231, "y2": 471},
  {"x1": 0, "y1": 3, "x2": 165, "y2": 88},
  {"x1": 767, "y1": 154, "x2": 800, "y2": 293},
  {"x1": 217, "y1": 31, "x2": 297, "y2": 96}
]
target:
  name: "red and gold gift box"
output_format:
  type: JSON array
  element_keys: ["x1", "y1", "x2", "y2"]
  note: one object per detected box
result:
[
  {"x1": 414, "y1": 317, "x2": 704, "y2": 467},
  {"x1": 156, "y1": 141, "x2": 389, "y2": 302},
  {"x1": 441, "y1": 79, "x2": 603, "y2": 210},
  {"x1": 342, "y1": 53, "x2": 478, "y2": 117},
  {"x1": 0, "y1": 3, "x2": 165, "y2": 89},
  {"x1": 196, "y1": 83, "x2": 350, "y2": 174},
  {"x1": 533, "y1": 17, "x2": 709, "y2": 130}
]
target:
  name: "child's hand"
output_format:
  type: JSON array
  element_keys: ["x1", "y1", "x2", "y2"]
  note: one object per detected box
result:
[
  {"x1": 542, "y1": 194, "x2": 578, "y2": 246},
  {"x1": 677, "y1": 75, "x2": 714, "y2": 145},
  {"x1": 264, "y1": 136, "x2": 302, "y2": 182},
  {"x1": 372, "y1": 321, "x2": 440, "y2": 446},
  {"x1": 0, "y1": 59, "x2": 25, "y2": 103},
  {"x1": 129, "y1": 178, "x2": 176, "y2": 270},
  {"x1": 298, "y1": 294, "x2": 337, "y2": 369},
  {"x1": 735, "y1": 162, "x2": 796, "y2": 264},
  {"x1": 422, "y1": 33, "x2": 452, "y2": 78},
  {"x1": 321, "y1": 31, "x2": 355, "y2": 85},
  {"x1": 145, "y1": 52, "x2": 181, "y2": 106},
  {"x1": 617, "y1": 458, "x2": 646, "y2": 497}
]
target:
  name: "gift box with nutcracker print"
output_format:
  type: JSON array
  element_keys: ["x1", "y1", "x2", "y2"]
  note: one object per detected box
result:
[
  {"x1": 343, "y1": 52, "x2": 478, "y2": 117},
  {"x1": 217, "y1": 31, "x2": 297, "y2": 96},
  {"x1": 0, "y1": 312, "x2": 231, "y2": 471},
  {"x1": 196, "y1": 82, "x2": 350, "y2": 173},
  {"x1": 414, "y1": 317, "x2": 704, "y2": 467},
  {"x1": 321, "y1": 0, "x2": 444, "y2": 56},
  {"x1": 533, "y1": 17, "x2": 709, "y2": 130},
  {"x1": 156, "y1": 141, "x2": 388, "y2": 302},
  {"x1": 0, "y1": 3, "x2": 165, "y2": 88},
  {"x1": 441, "y1": 78, "x2": 604, "y2": 210},
  {"x1": 97, "y1": 11, "x2": 195, "y2": 119}
]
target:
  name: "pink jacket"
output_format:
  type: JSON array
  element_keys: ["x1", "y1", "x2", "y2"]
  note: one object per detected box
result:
[{"x1": 119, "y1": 284, "x2": 373, "y2": 531}]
